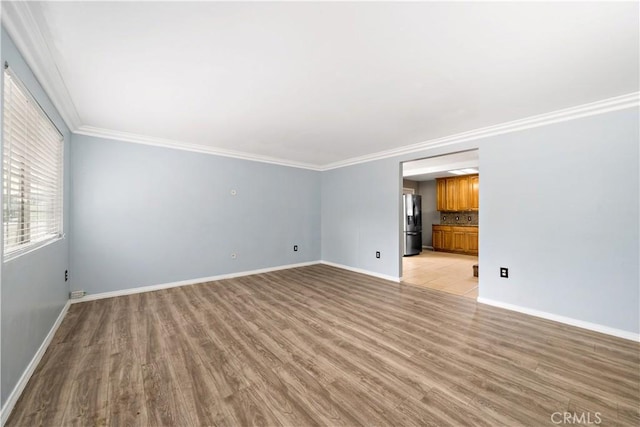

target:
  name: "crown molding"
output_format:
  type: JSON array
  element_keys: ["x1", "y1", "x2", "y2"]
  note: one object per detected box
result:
[
  {"x1": 76, "y1": 92, "x2": 638, "y2": 172},
  {"x1": 75, "y1": 125, "x2": 323, "y2": 171},
  {"x1": 1, "y1": 1, "x2": 82, "y2": 131},
  {"x1": 2, "y1": 0, "x2": 636, "y2": 171},
  {"x1": 320, "y1": 92, "x2": 640, "y2": 171}
]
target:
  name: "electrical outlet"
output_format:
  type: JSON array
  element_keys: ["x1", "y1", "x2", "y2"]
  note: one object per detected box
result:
[
  {"x1": 500, "y1": 267, "x2": 509, "y2": 278},
  {"x1": 65, "y1": 269, "x2": 68, "y2": 282},
  {"x1": 293, "y1": 245, "x2": 298, "y2": 252},
  {"x1": 376, "y1": 251, "x2": 381, "y2": 259}
]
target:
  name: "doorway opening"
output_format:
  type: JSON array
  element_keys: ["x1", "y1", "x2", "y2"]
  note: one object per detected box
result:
[{"x1": 400, "y1": 150, "x2": 479, "y2": 299}]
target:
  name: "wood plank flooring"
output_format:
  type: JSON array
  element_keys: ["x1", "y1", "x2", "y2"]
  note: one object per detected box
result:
[{"x1": 7, "y1": 264, "x2": 640, "y2": 426}]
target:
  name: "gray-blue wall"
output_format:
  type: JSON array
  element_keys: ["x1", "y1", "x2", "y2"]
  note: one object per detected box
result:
[
  {"x1": 69, "y1": 135, "x2": 321, "y2": 295},
  {"x1": 322, "y1": 160, "x2": 402, "y2": 277},
  {"x1": 479, "y1": 109, "x2": 639, "y2": 334},
  {"x1": 321, "y1": 108, "x2": 639, "y2": 335},
  {"x1": 1, "y1": 28, "x2": 71, "y2": 407},
  {"x1": 417, "y1": 180, "x2": 438, "y2": 247}
]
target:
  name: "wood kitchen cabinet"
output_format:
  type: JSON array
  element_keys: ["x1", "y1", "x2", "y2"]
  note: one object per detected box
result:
[
  {"x1": 452, "y1": 227, "x2": 467, "y2": 252},
  {"x1": 436, "y1": 174, "x2": 478, "y2": 212},
  {"x1": 456, "y1": 176, "x2": 469, "y2": 210},
  {"x1": 444, "y1": 178, "x2": 457, "y2": 211},
  {"x1": 432, "y1": 224, "x2": 478, "y2": 255},
  {"x1": 432, "y1": 229, "x2": 443, "y2": 250},
  {"x1": 443, "y1": 228, "x2": 453, "y2": 250},
  {"x1": 465, "y1": 228, "x2": 478, "y2": 253},
  {"x1": 436, "y1": 179, "x2": 447, "y2": 211},
  {"x1": 469, "y1": 175, "x2": 479, "y2": 211}
]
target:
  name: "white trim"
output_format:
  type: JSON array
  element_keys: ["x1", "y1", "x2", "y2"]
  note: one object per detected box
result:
[
  {"x1": 74, "y1": 126, "x2": 322, "y2": 171},
  {"x1": 321, "y1": 92, "x2": 640, "y2": 170},
  {"x1": 402, "y1": 187, "x2": 415, "y2": 195},
  {"x1": 76, "y1": 93, "x2": 639, "y2": 172},
  {"x1": 2, "y1": 0, "x2": 638, "y2": 171},
  {"x1": 70, "y1": 261, "x2": 321, "y2": 303},
  {"x1": 1, "y1": 1, "x2": 81, "y2": 131},
  {"x1": 320, "y1": 260, "x2": 401, "y2": 283},
  {"x1": 3, "y1": 235, "x2": 64, "y2": 263},
  {"x1": 70, "y1": 260, "x2": 401, "y2": 304},
  {"x1": 477, "y1": 297, "x2": 640, "y2": 343},
  {"x1": 0, "y1": 301, "x2": 71, "y2": 426}
]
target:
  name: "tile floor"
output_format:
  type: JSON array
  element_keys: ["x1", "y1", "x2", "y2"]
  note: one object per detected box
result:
[{"x1": 402, "y1": 249, "x2": 478, "y2": 299}]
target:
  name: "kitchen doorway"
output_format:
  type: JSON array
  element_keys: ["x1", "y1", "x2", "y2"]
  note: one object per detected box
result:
[{"x1": 400, "y1": 150, "x2": 479, "y2": 299}]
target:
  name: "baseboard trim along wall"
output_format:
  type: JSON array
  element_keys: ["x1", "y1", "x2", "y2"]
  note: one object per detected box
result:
[
  {"x1": 71, "y1": 261, "x2": 322, "y2": 303},
  {"x1": 1, "y1": 301, "x2": 71, "y2": 427},
  {"x1": 72, "y1": 260, "x2": 401, "y2": 304},
  {"x1": 320, "y1": 260, "x2": 401, "y2": 283},
  {"x1": 477, "y1": 297, "x2": 640, "y2": 342}
]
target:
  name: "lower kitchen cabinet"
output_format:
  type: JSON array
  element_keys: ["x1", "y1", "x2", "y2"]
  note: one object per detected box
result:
[
  {"x1": 432, "y1": 225, "x2": 478, "y2": 255},
  {"x1": 433, "y1": 229, "x2": 443, "y2": 250},
  {"x1": 466, "y1": 229, "x2": 479, "y2": 253}
]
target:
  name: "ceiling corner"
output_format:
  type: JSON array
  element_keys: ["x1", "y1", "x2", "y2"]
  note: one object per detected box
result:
[{"x1": 2, "y1": 1, "x2": 82, "y2": 131}]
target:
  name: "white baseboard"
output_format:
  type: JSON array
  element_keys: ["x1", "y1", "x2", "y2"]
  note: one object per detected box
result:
[
  {"x1": 477, "y1": 297, "x2": 639, "y2": 342},
  {"x1": 71, "y1": 260, "x2": 400, "y2": 305},
  {"x1": 1, "y1": 300, "x2": 71, "y2": 426},
  {"x1": 320, "y1": 260, "x2": 400, "y2": 283},
  {"x1": 71, "y1": 261, "x2": 321, "y2": 303}
]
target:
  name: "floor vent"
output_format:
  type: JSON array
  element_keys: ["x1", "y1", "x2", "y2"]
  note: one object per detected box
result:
[{"x1": 70, "y1": 290, "x2": 86, "y2": 299}]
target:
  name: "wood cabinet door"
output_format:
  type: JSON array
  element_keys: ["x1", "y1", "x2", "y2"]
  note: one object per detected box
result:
[
  {"x1": 466, "y1": 230, "x2": 478, "y2": 254},
  {"x1": 456, "y1": 176, "x2": 469, "y2": 210},
  {"x1": 432, "y1": 229, "x2": 443, "y2": 249},
  {"x1": 445, "y1": 178, "x2": 457, "y2": 211},
  {"x1": 436, "y1": 179, "x2": 447, "y2": 211},
  {"x1": 453, "y1": 230, "x2": 466, "y2": 251},
  {"x1": 442, "y1": 229, "x2": 453, "y2": 250},
  {"x1": 469, "y1": 175, "x2": 479, "y2": 211}
]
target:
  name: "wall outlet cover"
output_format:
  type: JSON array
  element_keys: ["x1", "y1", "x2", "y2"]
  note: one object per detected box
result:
[
  {"x1": 500, "y1": 267, "x2": 509, "y2": 278},
  {"x1": 376, "y1": 251, "x2": 381, "y2": 259}
]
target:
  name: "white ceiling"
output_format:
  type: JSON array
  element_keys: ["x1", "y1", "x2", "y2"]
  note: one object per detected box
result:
[
  {"x1": 403, "y1": 150, "x2": 478, "y2": 181},
  {"x1": 6, "y1": 1, "x2": 639, "y2": 168}
]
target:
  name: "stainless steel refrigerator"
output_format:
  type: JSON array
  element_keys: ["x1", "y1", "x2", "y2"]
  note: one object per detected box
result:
[{"x1": 403, "y1": 194, "x2": 422, "y2": 256}]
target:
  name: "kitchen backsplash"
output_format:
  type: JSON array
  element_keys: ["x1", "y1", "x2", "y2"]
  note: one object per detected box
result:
[{"x1": 439, "y1": 211, "x2": 478, "y2": 225}]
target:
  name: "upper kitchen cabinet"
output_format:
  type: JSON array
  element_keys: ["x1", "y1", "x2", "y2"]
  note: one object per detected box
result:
[
  {"x1": 445, "y1": 178, "x2": 457, "y2": 211},
  {"x1": 469, "y1": 175, "x2": 479, "y2": 210},
  {"x1": 436, "y1": 174, "x2": 479, "y2": 212},
  {"x1": 436, "y1": 179, "x2": 447, "y2": 211},
  {"x1": 456, "y1": 176, "x2": 470, "y2": 210}
]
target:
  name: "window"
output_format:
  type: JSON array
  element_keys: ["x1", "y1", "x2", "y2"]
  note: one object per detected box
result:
[{"x1": 2, "y1": 66, "x2": 63, "y2": 257}]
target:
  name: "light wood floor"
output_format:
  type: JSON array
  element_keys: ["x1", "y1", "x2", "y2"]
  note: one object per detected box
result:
[
  {"x1": 7, "y1": 264, "x2": 639, "y2": 426},
  {"x1": 403, "y1": 250, "x2": 479, "y2": 298}
]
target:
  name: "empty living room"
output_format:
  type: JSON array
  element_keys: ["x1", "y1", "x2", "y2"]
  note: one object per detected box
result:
[{"x1": 1, "y1": 1, "x2": 638, "y2": 426}]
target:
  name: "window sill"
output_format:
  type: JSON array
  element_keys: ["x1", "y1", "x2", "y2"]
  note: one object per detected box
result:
[{"x1": 3, "y1": 235, "x2": 66, "y2": 263}]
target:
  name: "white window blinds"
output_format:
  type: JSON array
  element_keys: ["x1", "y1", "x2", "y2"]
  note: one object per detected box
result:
[{"x1": 2, "y1": 66, "x2": 64, "y2": 257}]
